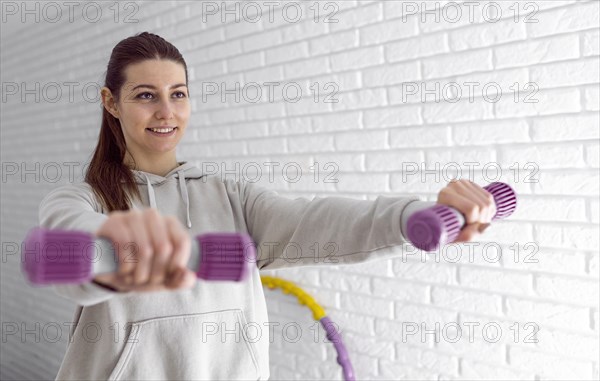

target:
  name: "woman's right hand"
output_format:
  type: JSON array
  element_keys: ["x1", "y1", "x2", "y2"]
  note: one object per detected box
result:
[{"x1": 92, "y1": 208, "x2": 197, "y2": 292}]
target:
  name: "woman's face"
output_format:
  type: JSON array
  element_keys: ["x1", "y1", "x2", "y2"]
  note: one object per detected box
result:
[{"x1": 103, "y1": 59, "x2": 190, "y2": 164}]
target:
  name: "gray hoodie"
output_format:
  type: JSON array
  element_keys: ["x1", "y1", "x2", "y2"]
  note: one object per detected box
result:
[{"x1": 38, "y1": 161, "x2": 420, "y2": 380}]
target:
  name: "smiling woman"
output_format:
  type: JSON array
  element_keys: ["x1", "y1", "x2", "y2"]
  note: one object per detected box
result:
[
  {"x1": 38, "y1": 31, "x2": 498, "y2": 381},
  {"x1": 87, "y1": 32, "x2": 192, "y2": 212}
]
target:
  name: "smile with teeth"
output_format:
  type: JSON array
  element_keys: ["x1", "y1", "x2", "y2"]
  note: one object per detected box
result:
[{"x1": 148, "y1": 127, "x2": 176, "y2": 133}]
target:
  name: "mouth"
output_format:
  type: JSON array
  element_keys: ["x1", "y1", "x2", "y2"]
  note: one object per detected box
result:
[{"x1": 146, "y1": 126, "x2": 177, "y2": 136}]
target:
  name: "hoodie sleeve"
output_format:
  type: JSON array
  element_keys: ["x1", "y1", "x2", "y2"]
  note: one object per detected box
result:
[
  {"x1": 234, "y1": 179, "x2": 422, "y2": 271},
  {"x1": 38, "y1": 183, "x2": 120, "y2": 307}
]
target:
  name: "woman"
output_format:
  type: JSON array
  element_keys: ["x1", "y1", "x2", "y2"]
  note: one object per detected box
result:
[{"x1": 39, "y1": 32, "x2": 495, "y2": 380}]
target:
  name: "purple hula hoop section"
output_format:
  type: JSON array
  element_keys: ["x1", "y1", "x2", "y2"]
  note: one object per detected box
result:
[{"x1": 320, "y1": 316, "x2": 355, "y2": 381}]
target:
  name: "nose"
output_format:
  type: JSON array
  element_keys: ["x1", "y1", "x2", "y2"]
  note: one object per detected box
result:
[{"x1": 155, "y1": 98, "x2": 174, "y2": 120}]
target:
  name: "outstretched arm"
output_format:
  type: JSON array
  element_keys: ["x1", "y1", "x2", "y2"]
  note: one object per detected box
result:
[
  {"x1": 38, "y1": 183, "x2": 119, "y2": 307},
  {"x1": 234, "y1": 179, "x2": 422, "y2": 271}
]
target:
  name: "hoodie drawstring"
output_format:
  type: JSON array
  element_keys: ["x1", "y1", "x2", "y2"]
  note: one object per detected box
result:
[
  {"x1": 144, "y1": 174, "x2": 157, "y2": 209},
  {"x1": 178, "y1": 170, "x2": 192, "y2": 229},
  {"x1": 143, "y1": 172, "x2": 192, "y2": 229}
]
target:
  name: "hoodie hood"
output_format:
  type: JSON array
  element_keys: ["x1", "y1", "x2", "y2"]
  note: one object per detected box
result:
[{"x1": 126, "y1": 161, "x2": 205, "y2": 229}]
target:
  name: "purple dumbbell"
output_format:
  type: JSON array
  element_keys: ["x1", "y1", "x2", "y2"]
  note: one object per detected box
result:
[
  {"x1": 21, "y1": 227, "x2": 256, "y2": 285},
  {"x1": 402, "y1": 182, "x2": 517, "y2": 251}
]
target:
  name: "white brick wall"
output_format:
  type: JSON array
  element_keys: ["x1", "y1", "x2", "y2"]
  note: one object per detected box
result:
[{"x1": 1, "y1": 1, "x2": 598, "y2": 380}]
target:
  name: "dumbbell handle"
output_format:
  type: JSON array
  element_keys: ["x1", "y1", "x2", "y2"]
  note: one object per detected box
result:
[
  {"x1": 401, "y1": 182, "x2": 517, "y2": 251},
  {"x1": 22, "y1": 228, "x2": 256, "y2": 285}
]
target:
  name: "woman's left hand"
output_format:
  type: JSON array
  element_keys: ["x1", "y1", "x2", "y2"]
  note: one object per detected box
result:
[{"x1": 436, "y1": 179, "x2": 497, "y2": 243}]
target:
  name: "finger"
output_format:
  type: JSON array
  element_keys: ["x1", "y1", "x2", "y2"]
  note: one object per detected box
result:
[
  {"x1": 437, "y1": 185, "x2": 482, "y2": 225},
  {"x1": 461, "y1": 180, "x2": 497, "y2": 223},
  {"x1": 454, "y1": 223, "x2": 482, "y2": 243},
  {"x1": 97, "y1": 213, "x2": 135, "y2": 278},
  {"x1": 128, "y1": 210, "x2": 153, "y2": 285},
  {"x1": 164, "y1": 216, "x2": 192, "y2": 275},
  {"x1": 145, "y1": 209, "x2": 172, "y2": 286}
]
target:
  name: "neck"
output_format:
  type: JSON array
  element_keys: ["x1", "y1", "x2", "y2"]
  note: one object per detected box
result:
[{"x1": 124, "y1": 153, "x2": 180, "y2": 177}]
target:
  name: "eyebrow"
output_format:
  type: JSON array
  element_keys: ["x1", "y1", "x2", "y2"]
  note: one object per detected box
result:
[{"x1": 131, "y1": 83, "x2": 187, "y2": 91}]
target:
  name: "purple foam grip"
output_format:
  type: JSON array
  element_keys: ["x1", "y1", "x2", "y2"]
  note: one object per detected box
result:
[
  {"x1": 407, "y1": 182, "x2": 517, "y2": 251},
  {"x1": 22, "y1": 227, "x2": 256, "y2": 286},
  {"x1": 21, "y1": 227, "x2": 96, "y2": 285},
  {"x1": 195, "y1": 232, "x2": 256, "y2": 282},
  {"x1": 321, "y1": 316, "x2": 355, "y2": 381}
]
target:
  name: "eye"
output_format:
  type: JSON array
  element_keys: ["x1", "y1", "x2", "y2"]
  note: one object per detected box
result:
[
  {"x1": 173, "y1": 91, "x2": 187, "y2": 98},
  {"x1": 136, "y1": 92, "x2": 153, "y2": 100}
]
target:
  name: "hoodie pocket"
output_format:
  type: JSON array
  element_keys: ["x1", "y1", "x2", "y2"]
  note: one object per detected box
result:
[{"x1": 107, "y1": 309, "x2": 260, "y2": 381}]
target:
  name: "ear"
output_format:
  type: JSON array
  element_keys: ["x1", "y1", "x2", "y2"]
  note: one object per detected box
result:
[{"x1": 100, "y1": 87, "x2": 120, "y2": 119}]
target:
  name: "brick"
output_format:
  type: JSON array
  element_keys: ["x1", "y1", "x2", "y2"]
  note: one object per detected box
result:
[
  {"x1": 537, "y1": 328, "x2": 599, "y2": 361},
  {"x1": 283, "y1": 56, "x2": 330, "y2": 79},
  {"x1": 423, "y1": 49, "x2": 493, "y2": 79},
  {"x1": 508, "y1": 346, "x2": 594, "y2": 379},
  {"x1": 363, "y1": 61, "x2": 421, "y2": 87},
  {"x1": 334, "y1": 130, "x2": 387, "y2": 151},
  {"x1": 535, "y1": 275, "x2": 599, "y2": 306},
  {"x1": 583, "y1": 29, "x2": 600, "y2": 57},
  {"x1": 327, "y1": 310, "x2": 375, "y2": 336},
  {"x1": 247, "y1": 137, "x2": 286, "y2": 155},
  {"x1": 395, "y1": 345, "x2": 459, "y2": 375},
  {"x1": 585, "y1": 143, "x2": 599, "y2": 168},
  {"x1": 390, "y1": 126, "x2": 450, "y2": 148},
  {"x1": 343, "y1": 331, "x2": 394, "y2": 360},
  {"x1": 269, "y1": 117, "x2": 312, "y2": 135},
  {"x1": 332, "y1": 88, "x2": 387, "y2": 111},
  {"x1": 590, "y1": 198, "x2": 600, "y2": 224},
  {"x1": 330, "y1": 46, "x2": 384, "y2": 72},
  {"x1": 584, "y1": 85, "x2": 600, "y2": 111},
  {"x1": 453, "y1": 119, "x2": 530, "y2": 146},
  {"x1": 505, "y1": 297, "x2": 590, "y2": 328},
  {"x1": 421, "y1": 97, "x2": 495, "y2": 123},
  {"x1": 563, "y1": 224, "x2": 600, "y2": 251},
  {"x1": 376, "y1": 308, "x2": 457, "y2": 344},
  {"x1": 379, "y1": 360, "x2": 440, "y2": 379},
  {"x1": 280, "y1": 18, "x2": 328, "y2": 44},
  {"x1": 265, "y1": 41, "x2": 309, "y2": 65},
  {"x1": 495, "y1": 34, "x2": 580, "y2": 69},
  {"x1": 461, "y1": 360, "x2": 536, "y2": 380},
  {"x1": 432, "y1": 286, "x2": 503, "y2": 315},
  {"x1": 227, "y1": 51, "x2": 264, "y2": 73},
  {"x1": 515, "y1": 196, "x2": 587, "y2": 223},
  {"x1": 392, "y1": 258, "x2": 458, "y2": 285},
  {"x1": 449, "y1": 18, "x2": 526, "y2": 51},
  {"x1": 319, "y1": 270, "x2": 372, "y2": 294},
  {"x1": 341, "y1": 293, "x2": 393, "y2": 319},
  {"x1": 529, "y1": 2, "x2": 600, "y2": 38},
  {"x1": 241, "y1": 29, "x2": 282, "y2": 52},
  {"x1": 312, "y1": 111, "x2": 361, "y2": 132},
  {"x1": 386, "y1": 34, "x2": 449, "y2": 62},
  {"x1": 372, "y1": 277, "x2": 429, "y2": 303},
  {"x1": 459, "y1": 266, "x2": 533, "y2": 295},
  {"x1": 363, "y1": 104, "x2": 422, "y2": 128},
  {"x1": 364, "y1": 150, "x2": 424, "y2": 172},
  {"x1": 499, "y1": 144, "x2": 585, "y2": 169},
  {"x1": 495, "y1": 88, "x2": 581, "y2": 118},
  {"x1": 532, "y1": 171, "x2": 599, "y2": 196},
  {"x1": 329, "y1": 2, "x2": 381, "y2": 33},
  {"x1": 287, "y1": 134, "x2": 334, "y2": 154},
  {"x1": 531, "y1": 57, "x2": 600, "y2": 89},
  {"x1": 360, "y1": 15, "x2": 418, "y2": 46},
  {"x1": 309, "y1": 30, "x2": 358, "y2": 56},
  {"x1": 531, "y1": 114, "x2": 599, "y2": 142}
]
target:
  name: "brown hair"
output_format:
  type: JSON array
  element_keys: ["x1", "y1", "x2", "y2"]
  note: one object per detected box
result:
[{"x1": 85, "y1": 32, "x2": 189, "y2": 212}]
